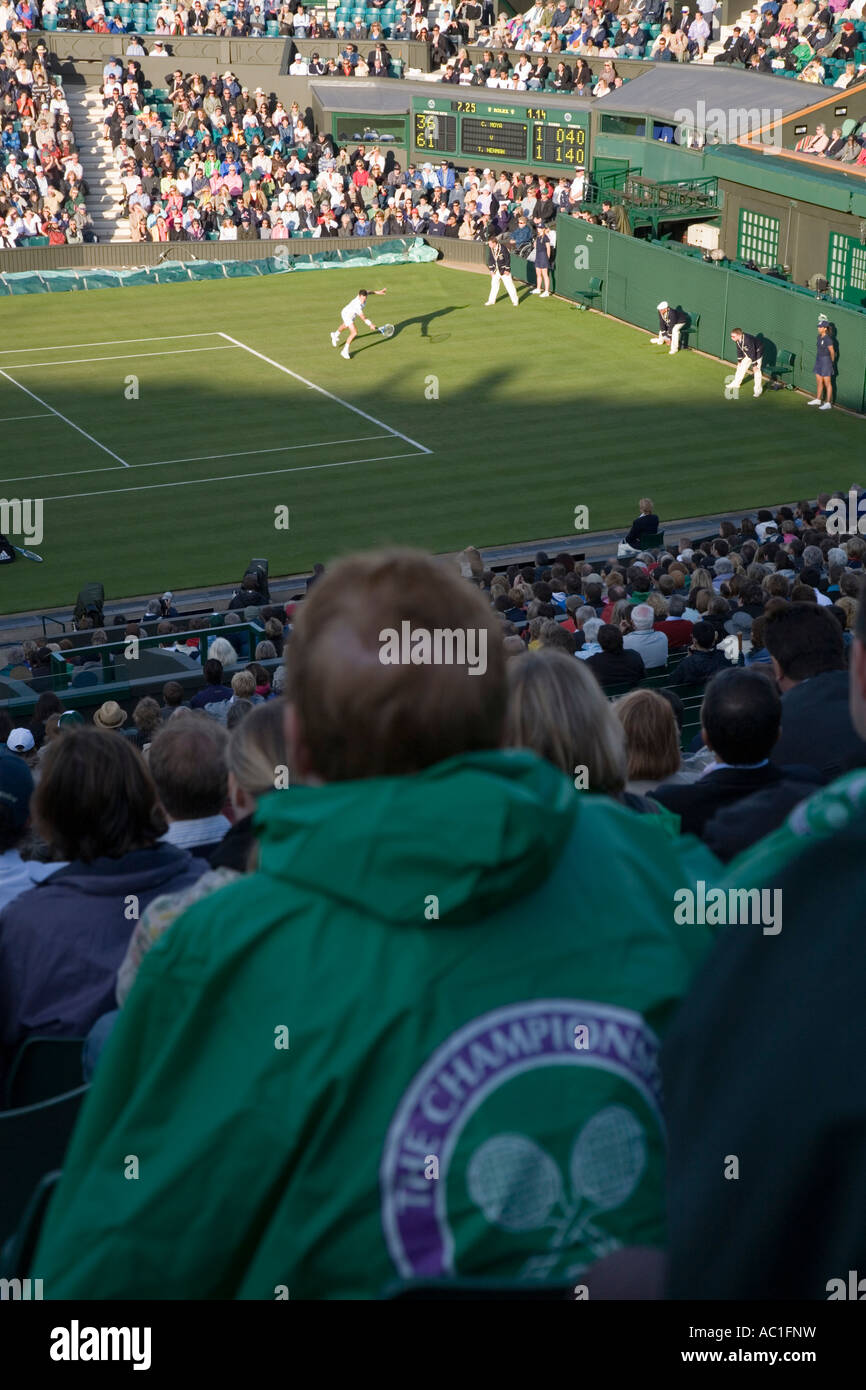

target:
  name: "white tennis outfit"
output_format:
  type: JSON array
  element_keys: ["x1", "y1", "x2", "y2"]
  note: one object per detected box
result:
[{"x1": 341, "y1": 295, "x2": 367, "y2": 327}]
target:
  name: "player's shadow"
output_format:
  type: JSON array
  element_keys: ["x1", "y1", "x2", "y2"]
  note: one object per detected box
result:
[
  {"x1": 393, "y1": 303, "x2": 469, "y2": 346},
  {"x1": 399, "y1": 304, "x2": 468, "y2": 339},
  {"x1": 355, "y1": 303, "x2": 466, "y2": 353}
]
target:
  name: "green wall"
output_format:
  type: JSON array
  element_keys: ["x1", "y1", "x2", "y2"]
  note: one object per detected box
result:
[{"x1": 556, "y1": 216, "x2": 866, "y2": 411}]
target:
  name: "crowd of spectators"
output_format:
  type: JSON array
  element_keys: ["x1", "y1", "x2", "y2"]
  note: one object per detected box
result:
[
  {"x1": 99, "y1": 56, "x2": 594, "y2": 239},
  {"x1": 0, "y1": 32, "x2": 94, "y2": 245},
  {"x1": 1, "y1": 492, "x2": 865, "y2": 1299}
]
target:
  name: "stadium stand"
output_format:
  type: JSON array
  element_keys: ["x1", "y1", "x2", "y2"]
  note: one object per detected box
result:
[{"x1": 0, "y1": 30, "x2": 95, "y2": 246}]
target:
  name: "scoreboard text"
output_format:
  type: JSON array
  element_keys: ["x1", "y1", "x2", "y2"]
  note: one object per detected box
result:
[{"x1": 411, "y1": 97, "x2": 590, "y2": 171}]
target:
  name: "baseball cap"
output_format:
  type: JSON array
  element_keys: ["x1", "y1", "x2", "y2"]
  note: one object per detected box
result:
[
  {"x1": 7, "y1": 727, "x2": 35, "y2": 753},
  {"x1": 0, "y1": 754, "x2": 34, "y2": 830}
]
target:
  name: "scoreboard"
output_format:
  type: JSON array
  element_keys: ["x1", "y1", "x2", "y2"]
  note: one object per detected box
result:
[
  {"x1": 413, "y1": 110, "x2": 457, "y2": 154},
  {"x1": 411, "y1": 96, "x2": 589, "y2": 171}
]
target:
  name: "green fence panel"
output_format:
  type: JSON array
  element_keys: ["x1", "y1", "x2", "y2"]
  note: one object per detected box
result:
[
  {"x1": 554, "y1": 216, "x2": 866, "y2": 411},
  {"x1": 724, "y1": 273, "x2": 866, "y2": 412}
]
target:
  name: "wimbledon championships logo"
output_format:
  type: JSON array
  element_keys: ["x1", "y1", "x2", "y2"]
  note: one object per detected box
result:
[{"x1": 380, "y1": 999, "x2": 664, "y2": 1284}]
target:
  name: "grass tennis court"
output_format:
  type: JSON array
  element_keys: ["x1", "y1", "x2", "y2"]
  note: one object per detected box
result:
[{"x1": 0, "y1": 261, "x2": 861, "y2": 614}]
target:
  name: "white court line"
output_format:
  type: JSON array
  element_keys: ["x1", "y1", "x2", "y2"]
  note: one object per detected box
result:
[
  {"x1": 0, "y1": 463, "x2": 124, "y2": 485},
  {"x1": 43, "y1": 449, "x2": 420, "y2": 502},
  {"x1": 0, "y1": 371, "x2": 130, "y2": 469},
  {"x1": 219, "y1": 332, "x2": 432, "y2": 456},
  {"x1": 5, "y1": 346, "x2": 237, "y2": 369},
  {"x1": 0, "y1": 333, "x2": 221, "y2": 354},
  {"x1": 0, "y1": 412, "x2": 52, "y2": 423},
  {"x1": 148, "y1": 434, "x2": 392, "y2": 466},
  {"x1": 0, "y1": 434, "x2": 396, "y2": 485}
]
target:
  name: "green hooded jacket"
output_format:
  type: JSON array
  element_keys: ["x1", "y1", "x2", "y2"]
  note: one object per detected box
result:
[{"x1": 36, "y1": 750, "x2": 716, "y2": 1299}]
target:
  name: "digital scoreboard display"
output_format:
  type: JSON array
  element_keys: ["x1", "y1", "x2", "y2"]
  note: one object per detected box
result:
[
  {"x1": 413, "y1": 111, "x2": 457, "y2": 154},
  {"x1": 411, "y1": 98, "x2": 590, "y2": 171},
  {"x1": 532, "y1": 120, "x2": 586, "y2": 167},
  {"x1": 460, "y1": 115, "x2": 528, "y2": 161}
]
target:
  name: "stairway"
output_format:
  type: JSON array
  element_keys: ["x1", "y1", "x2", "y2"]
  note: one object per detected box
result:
[{"x1": 65, "y1": 83, "x2": 131, "y2": 243}]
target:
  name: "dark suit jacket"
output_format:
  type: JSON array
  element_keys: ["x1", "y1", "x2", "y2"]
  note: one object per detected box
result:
[
  {"x1": 586, "y1": 647, "x2": 645, "y2": 690},
  {"x1": 703, "y1": 767, "x2": 824, "y2": 861},
  {"x1": 654, "y1": 763, "x2": 806, "y2": 839},
  {"x1": 772, "y1": 670, "x2": 866, "y2": 780}
]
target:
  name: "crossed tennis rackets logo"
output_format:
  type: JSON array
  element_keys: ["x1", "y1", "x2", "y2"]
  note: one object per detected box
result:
[{"x1": 466, "y1": 1104, "x2": 647, "y2": 1257}]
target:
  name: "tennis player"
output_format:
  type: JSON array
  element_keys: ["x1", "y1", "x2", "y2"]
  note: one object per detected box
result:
[{"x1": 331, "y1": 287, "x2": 387, "y2": 359}]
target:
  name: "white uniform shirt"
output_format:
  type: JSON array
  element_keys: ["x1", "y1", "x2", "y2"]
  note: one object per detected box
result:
[{"x1": 342, "y1": 294, "x2": 368, "y2": 324}]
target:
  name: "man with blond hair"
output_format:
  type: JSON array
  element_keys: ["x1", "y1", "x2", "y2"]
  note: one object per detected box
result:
[{"x1": 37, "y1": 549, "x2": 716, "y2": 1299}]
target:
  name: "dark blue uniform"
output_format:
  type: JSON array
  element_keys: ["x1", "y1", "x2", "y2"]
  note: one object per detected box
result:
[{"x1": 814, "y1": 333, "x2": 835, "y2": 376}]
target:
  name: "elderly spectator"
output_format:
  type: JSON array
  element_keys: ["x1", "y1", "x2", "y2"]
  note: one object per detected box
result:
[{"x1": 623, "y1": 603, "x2": 669, "y2": 669}]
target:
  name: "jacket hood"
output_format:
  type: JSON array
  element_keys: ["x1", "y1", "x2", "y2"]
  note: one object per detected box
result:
[{"x1": 254, "y1": 749, "x2": 577, "y2": 925}]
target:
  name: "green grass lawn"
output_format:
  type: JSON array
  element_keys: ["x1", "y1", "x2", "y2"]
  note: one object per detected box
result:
[{"x1": 0, "y1": 261, "x2": 861, "y2": 615}]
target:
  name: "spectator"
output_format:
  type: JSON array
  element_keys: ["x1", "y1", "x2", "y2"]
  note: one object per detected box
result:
[
  {"x1": 92, "y1": 700, "x2": 128, "y2": 732},
  {"x1": 161, "y1": 680, "x2": 186, "y2": 717},
  {"x1": 613, "y1": 690, "x2": 681, "y2": 797},
  {"x1": 674, "y1": 621, "x2": 731, "y2": 685},
  {"x1": 210, "y1": 699, "x2": 289, "y2": 872},
  {"x1": 623, "y1": 604, "x2": 669, "y2": 669},
  {"x1": 148, "y1": 718, "x2": 230, "y2": 857},
  {"x1": 764, "y1": 602, "x2": 866, "y2": 777},
  {"x1": 653, "y1": 668, "x2": 821, "y2": 842},
  {"x1": 0, "y1": 756, "x2": 65, "y2": 913},
  {"x1": 190, "y1": 657, "x2": 232, "y2": 709},
  {"x1": 0, "y1": 730, "x2": 208, "y2": 1080},
  {"x1": 35, "y1": 549, "x2": 714, "y2": 1299},
  {"x1": 28, "y1": 690, "x2": 63, "y2": 748},
  {"x1": 585, "y1": 623, "x2": 645, "y2": 689},
  {"x1": 663, "y1": 591, "x2": 866, "y2": 1296},
  {"x1": 128, "y1": 696, "x2": 161, "y2": 750}
]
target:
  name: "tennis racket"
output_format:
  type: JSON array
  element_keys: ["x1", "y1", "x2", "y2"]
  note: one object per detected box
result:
[
  {"x1": 467, "y1": 1134, "x2": 564, "y2": 1233},
  {"x1": 377, "y1": 323, "x2": 395, "y2": 338},
  {"x1": 12, "y1": 544, "x2": 43, "y2": 562}
]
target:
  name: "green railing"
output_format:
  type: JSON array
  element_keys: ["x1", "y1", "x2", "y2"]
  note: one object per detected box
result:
[
  {"x1": 48, "y1": 621, "x2": 263, "y2": 693},
  {"x1": 623, "y1": 174, "x2": 720, "y2": 212}
]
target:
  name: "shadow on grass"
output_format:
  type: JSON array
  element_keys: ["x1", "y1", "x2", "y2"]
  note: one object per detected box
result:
[{"x1": 355, "y1": 303, "x2": 471, "y2": 353}]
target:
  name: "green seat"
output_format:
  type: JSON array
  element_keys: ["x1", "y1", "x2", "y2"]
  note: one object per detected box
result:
[
  {"x1": 638, "y1": 531, "x2": 664, "y2": 549},
  {"x1": 770, "y1": 348, "x2": 795, "y2": 388},
  {"x1": 576, "y1": 274, "x2": 602, "y2": 309}
]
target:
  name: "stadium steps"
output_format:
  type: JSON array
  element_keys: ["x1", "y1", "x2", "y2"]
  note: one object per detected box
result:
[{"x1": 65, "y1": 86, "x2": 131, "y2": 244}]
